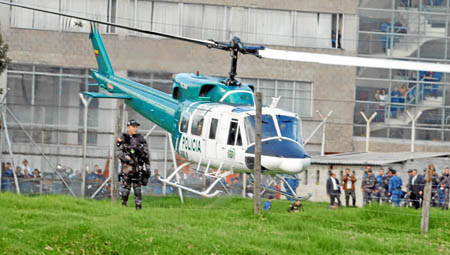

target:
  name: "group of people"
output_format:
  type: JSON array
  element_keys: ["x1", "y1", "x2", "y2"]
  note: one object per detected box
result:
[
  {"x1": 1, "y1": 159, "x2": 41, "y2": 192},
  {"x1": 373, "y1": 85, "x2": 410, "y2": 120},
  {"x1": 326, "y1": 165, "x2": 450, "y2": 210}
]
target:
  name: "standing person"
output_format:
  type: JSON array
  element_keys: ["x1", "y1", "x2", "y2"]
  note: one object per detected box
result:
[
  {"x1": 1, "y1": 163, "x2": 14, "y2": 192},
  {"x1": 439, "y1": 168, "x2": 450, "y2": 210},
  {"x1": 405, "y1": 170, "x2": 414, "y2": 207},
  {"x1": 326, "y1": 171, "x2": 341, "y2": 209},
  {"x1": 374, "y1": 89, "x2": 381, "y2": 101},
  {"x1": 117, "y1": 119, "x2": 151, "y2": 210},
  {"x1": 430, "y1": 167, "x2": 440, "y2": 207},
  {"x1": 363, "y1": 166, "x2": 371, "y2": 178},
  {"x1": 410, "y1": 169, "x2": 423, "y2": 209},
  {"x1": 31, "y1": 168, "x2": 41, "y2": 194},
  {"x1": 361, "y1": 169, "x2": 377, "y2": 206},
  {"x1": 388, "y1": 168, "x2": 403, "y2": 207},
  {"x1": 20, "y1": 159, "x2": 31, "y2": 175},
  {"x1": 341, "y1": 168, "x2": 357, "y2": 207},
  {"x1": 32, "y1": 169, "x2": 40, "y2": 178},
  {"x1": 375, "y1": 168, "x2": 388, "y2": 204}
]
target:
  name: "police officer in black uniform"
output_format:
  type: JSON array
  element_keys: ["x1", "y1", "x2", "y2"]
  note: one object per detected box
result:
[{"x1": 117, "y1": 119, "x2": 150, "y2": 210}]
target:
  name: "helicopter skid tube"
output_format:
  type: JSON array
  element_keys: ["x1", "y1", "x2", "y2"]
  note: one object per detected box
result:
[
  {"x1": 158, "y1": 161, "x2": 233, "y2": 198},
  {"x1": 157, "y1": 178, "x2": 222, "y2": 198}
]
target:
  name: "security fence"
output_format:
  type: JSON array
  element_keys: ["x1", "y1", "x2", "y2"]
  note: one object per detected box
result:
[{"x1": 0, "y1": 170, "x2": 250, "y2": 200}]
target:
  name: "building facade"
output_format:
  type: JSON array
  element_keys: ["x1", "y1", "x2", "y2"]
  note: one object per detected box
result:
[
  {"x1": 0, "y1": 0, "x2": 358, "y2": 174},
  {"x1": 355, "y1": 0, "x2": 450, "y2": 151}
]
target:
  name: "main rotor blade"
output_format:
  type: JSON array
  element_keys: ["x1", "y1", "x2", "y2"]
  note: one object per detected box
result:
[
  {"x1": 260, "y1": 48, "x2": 450, "y2": 73},
  {"x1": 0, "y1": 0, "x2": 216, "y2": 48}
]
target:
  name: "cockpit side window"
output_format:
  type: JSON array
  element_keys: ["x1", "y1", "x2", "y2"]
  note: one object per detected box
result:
[
  {"x1": 227, "y1": 120, "x2": 242, "y2": 146},
  {"x1": 191, "y1": 115, "x2": 204, "y2": 136},
  {"x1": 276, "y1": 115, "x2": 301, "y2": 143},
  {"x1": 209, "y1": 118, "x2": 218, "y2": 139},
  {"x1": 236, "y1": 128, "x2": 242, "y2": 146},
  {"x1": 244, "y1": 115, "x2": 278, "y2": 144},
  {"x1": 227, "y1": 121, "x2": 238, "y2": 145},
  {"x1": 179, "y1": 112, "x2": 190, "y2": 133}
]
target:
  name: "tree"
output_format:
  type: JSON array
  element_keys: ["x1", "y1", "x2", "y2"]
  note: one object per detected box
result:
[{"x1": 0, "y1": 30, "x2": 10, "y2": 76}]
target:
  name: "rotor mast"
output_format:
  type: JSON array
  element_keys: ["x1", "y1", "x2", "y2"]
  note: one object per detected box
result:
[
  {"x1": 227, "y1": 39, "x2": 240, "y2": 86},
  {"x1": 219, "y1": 36, "x2": 264, "y2": 86}
]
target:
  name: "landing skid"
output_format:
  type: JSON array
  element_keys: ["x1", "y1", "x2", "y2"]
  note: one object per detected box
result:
[
  {"x1": 251, "y1": 174, "x2": 312, "y2": 201},
  {"x1": 160, "y1": 133, "x2": 233, "y2": 202},
  {"x1": 157, "y1": 160, "x2": 233, "y2": 199}
]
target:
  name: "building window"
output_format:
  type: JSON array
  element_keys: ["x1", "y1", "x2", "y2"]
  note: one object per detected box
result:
[
  {"x1": 303, "y1": 170, "x2": 308, "y2": 185},
  {"x1": 331, "y1": 14, "x2": 343, "y2": 49},
  {"x1": 127, "y1": 1, "x2": 345, "y2": 49},
  {"x1": 6, "y1": 64, "x2": 98, "y2": 145},
  {"x1": 127, "y1": 71, "x2": 173, "y2": 94},
  {"x1": 10, "y1": 0, "x2": 116, "y2": 33},
  {"x1": 316, "y1": 170, "x2": 320, "y2": 185},
  {"x1": 209, "y1": 118, "x2": 218, "y2": 140},
  {"x1": 227, "y1": 120, "x2": 240, "y2": 146},
  {"x1": 241, "y1": 78, "x2": 313, "y2": 117}
]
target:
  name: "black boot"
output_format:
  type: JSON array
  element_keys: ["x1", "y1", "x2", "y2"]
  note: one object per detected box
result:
[{"x1": 136, "y1": 204, "x2": 142, "y2": 210}]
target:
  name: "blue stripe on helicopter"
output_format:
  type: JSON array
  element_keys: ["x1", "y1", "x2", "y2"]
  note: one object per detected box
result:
[{"x1": 245, "y1": 138, "x2": 310, "y2": 159}]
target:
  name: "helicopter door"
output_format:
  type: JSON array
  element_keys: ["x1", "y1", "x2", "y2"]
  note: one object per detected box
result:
[
  {"x1": 220, "y1": 118, "x2": 244, "y2": 168},
  {"x1": 205, "y1": 116, "x2": 219, "y2": 159}
]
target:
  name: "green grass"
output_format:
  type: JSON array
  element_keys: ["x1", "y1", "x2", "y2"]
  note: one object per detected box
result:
[{"x1": 0, "y1": 193, "x2": 449, "y2": 255}]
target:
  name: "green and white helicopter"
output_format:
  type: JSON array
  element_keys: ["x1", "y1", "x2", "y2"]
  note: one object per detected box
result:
[{"x1": 3, "y1": 1, "x2": 450, "y2": 199}]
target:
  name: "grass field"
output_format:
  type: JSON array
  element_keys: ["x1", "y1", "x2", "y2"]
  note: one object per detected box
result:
[{"x1": 1, "y1": 193, "x2": 449, "y2": 255}]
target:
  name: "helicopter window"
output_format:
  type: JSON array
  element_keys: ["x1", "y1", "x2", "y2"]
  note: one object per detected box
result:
[
  {"x1": 180, "y1": 112, "x2": 190, "y2": 133},
  {"x1": 244, "y1": 115, "x2": 278, "y2": 144},
  {"x1": 236, "y1": 129, "x2": 242, "y2": 146},
  {"x1": 221, "y1": 92, "x2": 254, "y2": 106},
  {"x1": 191, "y1": 115, "x2": 204, "y2": 136},
  {"x1": 227, "y1": 121, "x2": 239, "y2": 145},
  {"x1": 276, "y1": 115, "x2": 301, "y2": 143},
  {"x1": 173, "y1": 87, "x2": 181, "y2": 99},
  {"x1": 209, "y1": 118, "x2": 218, "y2": 139}
]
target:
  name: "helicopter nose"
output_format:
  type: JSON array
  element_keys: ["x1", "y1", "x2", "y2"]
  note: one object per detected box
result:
[{"x1": 245, "y1": 138, "x2": 311, "y2": 173}]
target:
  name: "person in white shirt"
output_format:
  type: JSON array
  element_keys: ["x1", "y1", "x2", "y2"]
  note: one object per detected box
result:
[
  {"x1": 326, "y1": 171, "x2": 341, "y2": 209},
  {"x1": 20, "y1": 159, "x2": 31, "y2": 175}
]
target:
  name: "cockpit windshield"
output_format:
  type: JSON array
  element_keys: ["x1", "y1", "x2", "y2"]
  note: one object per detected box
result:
[
  {"x1": 244, "y1": 115, "x2": 278, "y2": 144},
  {"x1": 276, "y1": 115, "x2": 302, "y2": 143},
  {"x1": 221, "y1": 92, "x2": 254, "y2": 106}
]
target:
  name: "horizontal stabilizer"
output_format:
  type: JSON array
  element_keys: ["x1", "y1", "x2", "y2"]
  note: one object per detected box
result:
[{"x1": 82, "y1": 92, "x2": 132, "y2": 99}]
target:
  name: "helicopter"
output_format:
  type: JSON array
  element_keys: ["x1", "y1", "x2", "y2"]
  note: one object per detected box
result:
[{"x1": 3, "y1": 1, "x2": 450, "y2": 199}]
